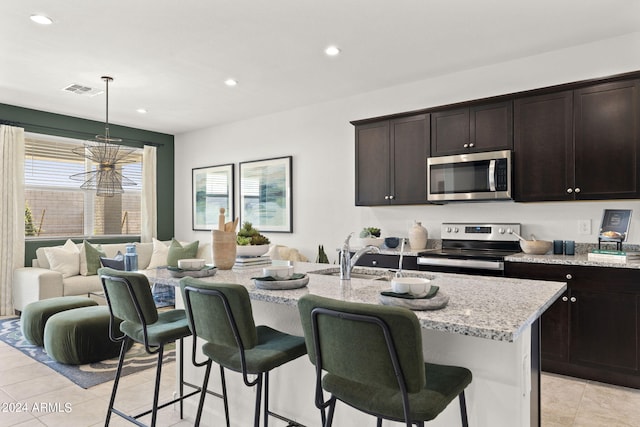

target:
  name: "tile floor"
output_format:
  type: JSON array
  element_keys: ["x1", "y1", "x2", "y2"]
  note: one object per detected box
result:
[{"x1": 1, "y1": 317, "x2": 640, "y2": 426}]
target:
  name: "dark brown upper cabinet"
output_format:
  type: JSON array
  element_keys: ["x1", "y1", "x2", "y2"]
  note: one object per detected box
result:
[
  {"x1": 514, "y1": 79, "x2": 640, "y2": 201},
  {"x1": 431, "y1": 101, "x2": 513, "y2": 156},
  {"x1": 355, "y1": 114, "x2": 430, "y2": 205}
]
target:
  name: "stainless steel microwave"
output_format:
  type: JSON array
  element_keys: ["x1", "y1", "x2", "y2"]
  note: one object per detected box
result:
[{"x1": 427, "y1": 150, "x2": 512, "y2": 202}]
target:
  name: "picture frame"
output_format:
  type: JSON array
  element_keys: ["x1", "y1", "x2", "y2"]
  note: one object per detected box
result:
[
  {"x1": 239, "y1": 156, "x2": 292, "y2": 233},
  {"x1": 599, "y1": 209, "x2": 632, "y2": 242},
  {"x1": 192, "y1": 164, "x2": 234, "y2": 231}
]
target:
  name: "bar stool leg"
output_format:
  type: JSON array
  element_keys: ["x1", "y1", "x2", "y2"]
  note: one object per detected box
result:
[
  {"x1": 253, "y1": 374, "x2": 263, "y2": 427},
  {"x1": 105, "y1": 338, "x2": 129, "y2": 426},
  {"x1": 220, "y1": 366, "x2": 230, "y2": 427},
  {"x1": 459, "y1": 391, "x2": 469, "y2": 427},
  {"x1": 150, "y1": 346, "x2": 164, "y2": 427},
  {"x1": 264, "y1": 372, "x2": 270, "y2": 427},
  {"x1": 194, "y1": 360, "x2": 212, "y2": 427}
]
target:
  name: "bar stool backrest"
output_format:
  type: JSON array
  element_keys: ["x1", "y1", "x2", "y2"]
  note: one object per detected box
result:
[
  {"x1": 179, "y1": 278, "x2": 258, "y2": 350},
  {"x1": 98, "y1": 267, "x2": 159, "y2": 326},
  {"x1": 298, "y1": 294, "x2": 426, "y2": 393}
]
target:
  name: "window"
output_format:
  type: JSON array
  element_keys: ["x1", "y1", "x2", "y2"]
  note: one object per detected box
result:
[{"x1": 24, "y1": 133, "x2": 142, "y2": 238}]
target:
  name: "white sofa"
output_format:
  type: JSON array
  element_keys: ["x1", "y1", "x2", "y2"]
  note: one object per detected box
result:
[{"x1": 12, "y1": 239, "x2": 211, "y2": 312}]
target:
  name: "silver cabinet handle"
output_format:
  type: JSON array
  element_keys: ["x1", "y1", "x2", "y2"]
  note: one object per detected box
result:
[
  {"x1": 566, "y1": 188, "x2": 573, "y2": 193},
  {"x1": 566, "y1": 274, "x2": 572, "y2": 280},
  {"x1": 384, "y1": 195, "x2": 389, "y2": 200},
  {"x1": 463, "y1": 143, "x2": 469, "y2": 148},
  {"x1": 372, "y1": 260, "x2": 378, "y2": 266},
  {"x1": 469, "y1": 143, "x2": 475, "y2": 147},
  {"x1": 562, "y1": 296, "x2": 568, "y2": 302},
  {"x1": 570, "y1": 296, "x2": 577, "y2": 303},
  {"x1": 575, "y1": 188, "x2": 581, "y2": 193},
  {"x1": 389, "y1": 195, "x2": 394, "y2": 200}
]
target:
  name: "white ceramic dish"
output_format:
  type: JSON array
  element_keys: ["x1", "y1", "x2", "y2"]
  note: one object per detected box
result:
[
  {"x1": 520, "y1": 240, "x2": 552, "y2": 255},
  {"x1": 354, "y1": 237, "x2": 383, "y2": 248},
  {"x1": 254, "y1": 275, "x2": 309, "y2": 290},
  {"x1": 177, "y1": 258, "x2": 206, "y2": 270},
  {"x1": 263, "y1": 265, "x2": 293, "y2": 280},
  {"x1": 236, "y1": 244, "x2": 270, "y2": 257},
  {"x1": 391, "y1": 277, "x2": 431, "y2": 295}
]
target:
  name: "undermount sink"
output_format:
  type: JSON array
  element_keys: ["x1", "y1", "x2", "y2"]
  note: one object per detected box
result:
[{"x1": 308, "y1": 267, "x2": 390, "y2": 281}]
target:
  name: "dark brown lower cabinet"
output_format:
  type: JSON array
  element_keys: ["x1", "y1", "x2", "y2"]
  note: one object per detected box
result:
[
  {"x1": 505, "y1": 262, "x2": 640, "y2": 389},
  {"x1": 353, "y1": 253, "x2": 418, "y2": 270}
]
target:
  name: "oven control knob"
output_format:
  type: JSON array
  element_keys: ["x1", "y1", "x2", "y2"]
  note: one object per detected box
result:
[
  {"x1": 452, "y1": 227, "x2": 459, "y2": 233},
  {"x1": 445, "y1": 227, "x2": 452, "y2": 233},
  {"x1": 498, "y1": 228, "x2": 505, "y2": 234}
]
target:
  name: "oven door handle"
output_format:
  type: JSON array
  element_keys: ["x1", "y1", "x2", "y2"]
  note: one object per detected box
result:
[
  {"x1": 417, "y1": 257, "x2": 504, "y2": 271},
  {"x1": 489, "y1": 159, "x2": 497, "y2": 191}
]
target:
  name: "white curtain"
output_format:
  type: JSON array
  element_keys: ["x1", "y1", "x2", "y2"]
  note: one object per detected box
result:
[
  {"x1": 141, "y1": 145, "x2": 157, "y2": 242},
  {"x1": 0, "y1": 125, "x2": 25, "y2": 315}
]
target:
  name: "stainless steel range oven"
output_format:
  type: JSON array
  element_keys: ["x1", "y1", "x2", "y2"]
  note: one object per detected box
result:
[{"x1": 417, "y1": 222, "x2": 521, "y2": 276}]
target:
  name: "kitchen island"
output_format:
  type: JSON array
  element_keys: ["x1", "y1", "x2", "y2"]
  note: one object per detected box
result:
[{"x1": 146, "y1": 262, "x2": 565, "y2": 427}]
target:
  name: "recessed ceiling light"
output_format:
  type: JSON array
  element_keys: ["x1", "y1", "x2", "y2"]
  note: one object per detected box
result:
[
  {"x1": 224, "y1": 79, "x2": 238, "y2": 87},
  {"x1": 136, "y1": 108, "x2": 148, "y2": 114},
  {"x1": 325, "y1": 46, "x2": 341, "y2": 56},
  {"x1": 30, "y1": 14, "x2": 53, "y2": 25}
]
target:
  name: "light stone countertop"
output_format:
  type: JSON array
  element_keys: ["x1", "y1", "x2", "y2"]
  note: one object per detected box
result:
[
  {"x1": 506, "y1": 253, "x2": 640, "y2": 269},
  {"x1": 145, "y1": 261, "x2": 566, "y2": 343}
]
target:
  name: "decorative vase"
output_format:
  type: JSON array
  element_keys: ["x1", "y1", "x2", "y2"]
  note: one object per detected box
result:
[
  {"x1": 212, "y1": 230, "x2": 237, "y2": 270},
  {"x1": 409, "y1": 221, "x2": 428, "y2": 250}
]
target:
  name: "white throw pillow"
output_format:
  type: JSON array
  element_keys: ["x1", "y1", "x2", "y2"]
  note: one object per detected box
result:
[
  {"x1": 44, "y1": 239, "x2": 80, "y2": 278},
  {"x1": 147, "y1": 238, "x2": 169, "y2": 269}
]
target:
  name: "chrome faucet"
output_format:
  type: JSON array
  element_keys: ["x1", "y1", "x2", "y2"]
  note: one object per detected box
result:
[{"x1": 339, "y1": 233, "x2": 381, "y2": 280}]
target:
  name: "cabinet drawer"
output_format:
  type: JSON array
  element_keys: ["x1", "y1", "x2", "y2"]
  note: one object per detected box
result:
[{"x1": 353, "y1": 254, "x2": 418, "y2": 270}]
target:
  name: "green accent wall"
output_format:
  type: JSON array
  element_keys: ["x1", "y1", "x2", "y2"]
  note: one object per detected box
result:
[{"x1": 0, "y1": 103, "x2": 175, "y2": 265}]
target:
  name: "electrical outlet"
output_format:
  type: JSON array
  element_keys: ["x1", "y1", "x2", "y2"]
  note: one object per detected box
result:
[{"x1": 578, "y1": 219, "x2": 591, "y2": 235}]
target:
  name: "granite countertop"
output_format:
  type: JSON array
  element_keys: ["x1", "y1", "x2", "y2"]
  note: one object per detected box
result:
[
  {"x1": 145, "y1": 261, "x2": 566, "y2": 343},
  {"x1": 506, "y1": 253, "x2": 640, "y2": 269}
]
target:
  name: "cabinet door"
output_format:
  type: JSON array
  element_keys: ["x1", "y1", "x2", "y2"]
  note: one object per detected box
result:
[
  {"x1": 390, "y1": 114, "x2": 430, "y2": 204},
  {"x1": 504, "y1": 262, "x2": 570, "y2": 363},
  {"x1": 355, "y1": 121, "x2": 390, "y2": 205},
  {"x1": 568, "y1": 266, "x2": 640, "y2": 374},
  {"x1": 541, "y1": 291, "x2": 570, "y2": 363},
  {"x1": 431, "y1": 108, "x2": 469, "y2": 156},
  {"x1": 513, "y1": 91, "x2": 573, "y2": 201},
  {"x1": 470, "y1": 101, "x2": 513, "y2": 152},
  {"x1": 574, "y1": 79, "x2": 640, "y2": 199}
]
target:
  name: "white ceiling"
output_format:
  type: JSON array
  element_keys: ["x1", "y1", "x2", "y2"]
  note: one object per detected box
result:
[{"x1": 2, "y1": 1, "x2": 639, "y2": 135}]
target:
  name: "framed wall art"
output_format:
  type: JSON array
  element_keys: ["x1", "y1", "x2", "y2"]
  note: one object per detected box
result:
[
  {"x1": 239, "y1": 156, "x2": 292, "y2": 232},
  {"x1": 192, "y1": 164, "x2": 234, "y2": 231}
]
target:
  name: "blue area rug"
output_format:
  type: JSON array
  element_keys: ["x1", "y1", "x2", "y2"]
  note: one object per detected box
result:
[{"x1": 0, "y1": 317, "x2": 175, "y2": 389}]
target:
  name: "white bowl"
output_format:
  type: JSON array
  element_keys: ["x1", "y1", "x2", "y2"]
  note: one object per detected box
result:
[
  {"x1": 391, "y1": 277, "x2": 431, "y2": 295},
  {"x1": 263, "y1": 265, "x2": 293, "y2": 280},
  {"x1": 178, "y1": 258, "x2": 206, "y2": 270},
  {"x1": 236, "y1": 244, "x2": 270, "y2": 257},
  {"x1": 354, "y1": 237, "x2": 383, "y2": 248},
  {"x1": 519, "y1": 240, "x2": 552, "y2": 255}
]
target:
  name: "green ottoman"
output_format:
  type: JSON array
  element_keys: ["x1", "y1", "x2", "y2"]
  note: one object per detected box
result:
[
  {"x1": 43, "y1": 305, "x2": 130, "y2": 365},
  {"x1": 21, "y1": 296, "x2": 98, "y2": 346}
]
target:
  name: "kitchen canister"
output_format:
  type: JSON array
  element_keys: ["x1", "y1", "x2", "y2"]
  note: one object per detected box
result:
[
  {"x1": 212, "y1": 229, "x2": 237, "y2": 269},
  {"x1": 408, "y1": 221, "x2": 428, "y2": 250}
]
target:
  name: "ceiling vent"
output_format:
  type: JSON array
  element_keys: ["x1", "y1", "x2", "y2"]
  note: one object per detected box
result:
[{"x1": 62, "y1": 84, "x2": 103, "y2": 96}]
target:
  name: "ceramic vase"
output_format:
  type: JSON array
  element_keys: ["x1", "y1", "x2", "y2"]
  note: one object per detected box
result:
[
  {"x1": 212, "y1": 230, "x2": 237, "y2": 270},
  {"x1": 409, "y1": 221, "x2": 428, "y2": 250}
]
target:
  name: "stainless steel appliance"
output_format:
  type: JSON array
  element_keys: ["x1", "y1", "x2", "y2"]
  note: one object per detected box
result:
[
  {"x1": 427, "y1": 150, "x2": 512, "y2": 202},
  {"x1": 417, "y1": 222, "x2": 521, "y2": 276}
]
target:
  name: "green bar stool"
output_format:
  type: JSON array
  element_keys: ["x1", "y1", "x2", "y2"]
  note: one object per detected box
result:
[
  {"x1": 298, "y1": 294, "x2": 472, "y2": 427},
  {"x1": 180, "y1": 277, "x2": 308, "y2": 427},
  {"x1": 98, "y1": 267, "x2": 203, "y2": 427}
]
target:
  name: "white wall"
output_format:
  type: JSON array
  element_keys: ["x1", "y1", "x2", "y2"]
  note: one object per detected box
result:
[{"x1": 175, "y1": 32, "x2": 640, "y2": 262}]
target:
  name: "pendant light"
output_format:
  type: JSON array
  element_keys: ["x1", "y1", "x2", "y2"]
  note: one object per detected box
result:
[{"x1": 69, "y1": 76, "x2": 137, "y2": 197}]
